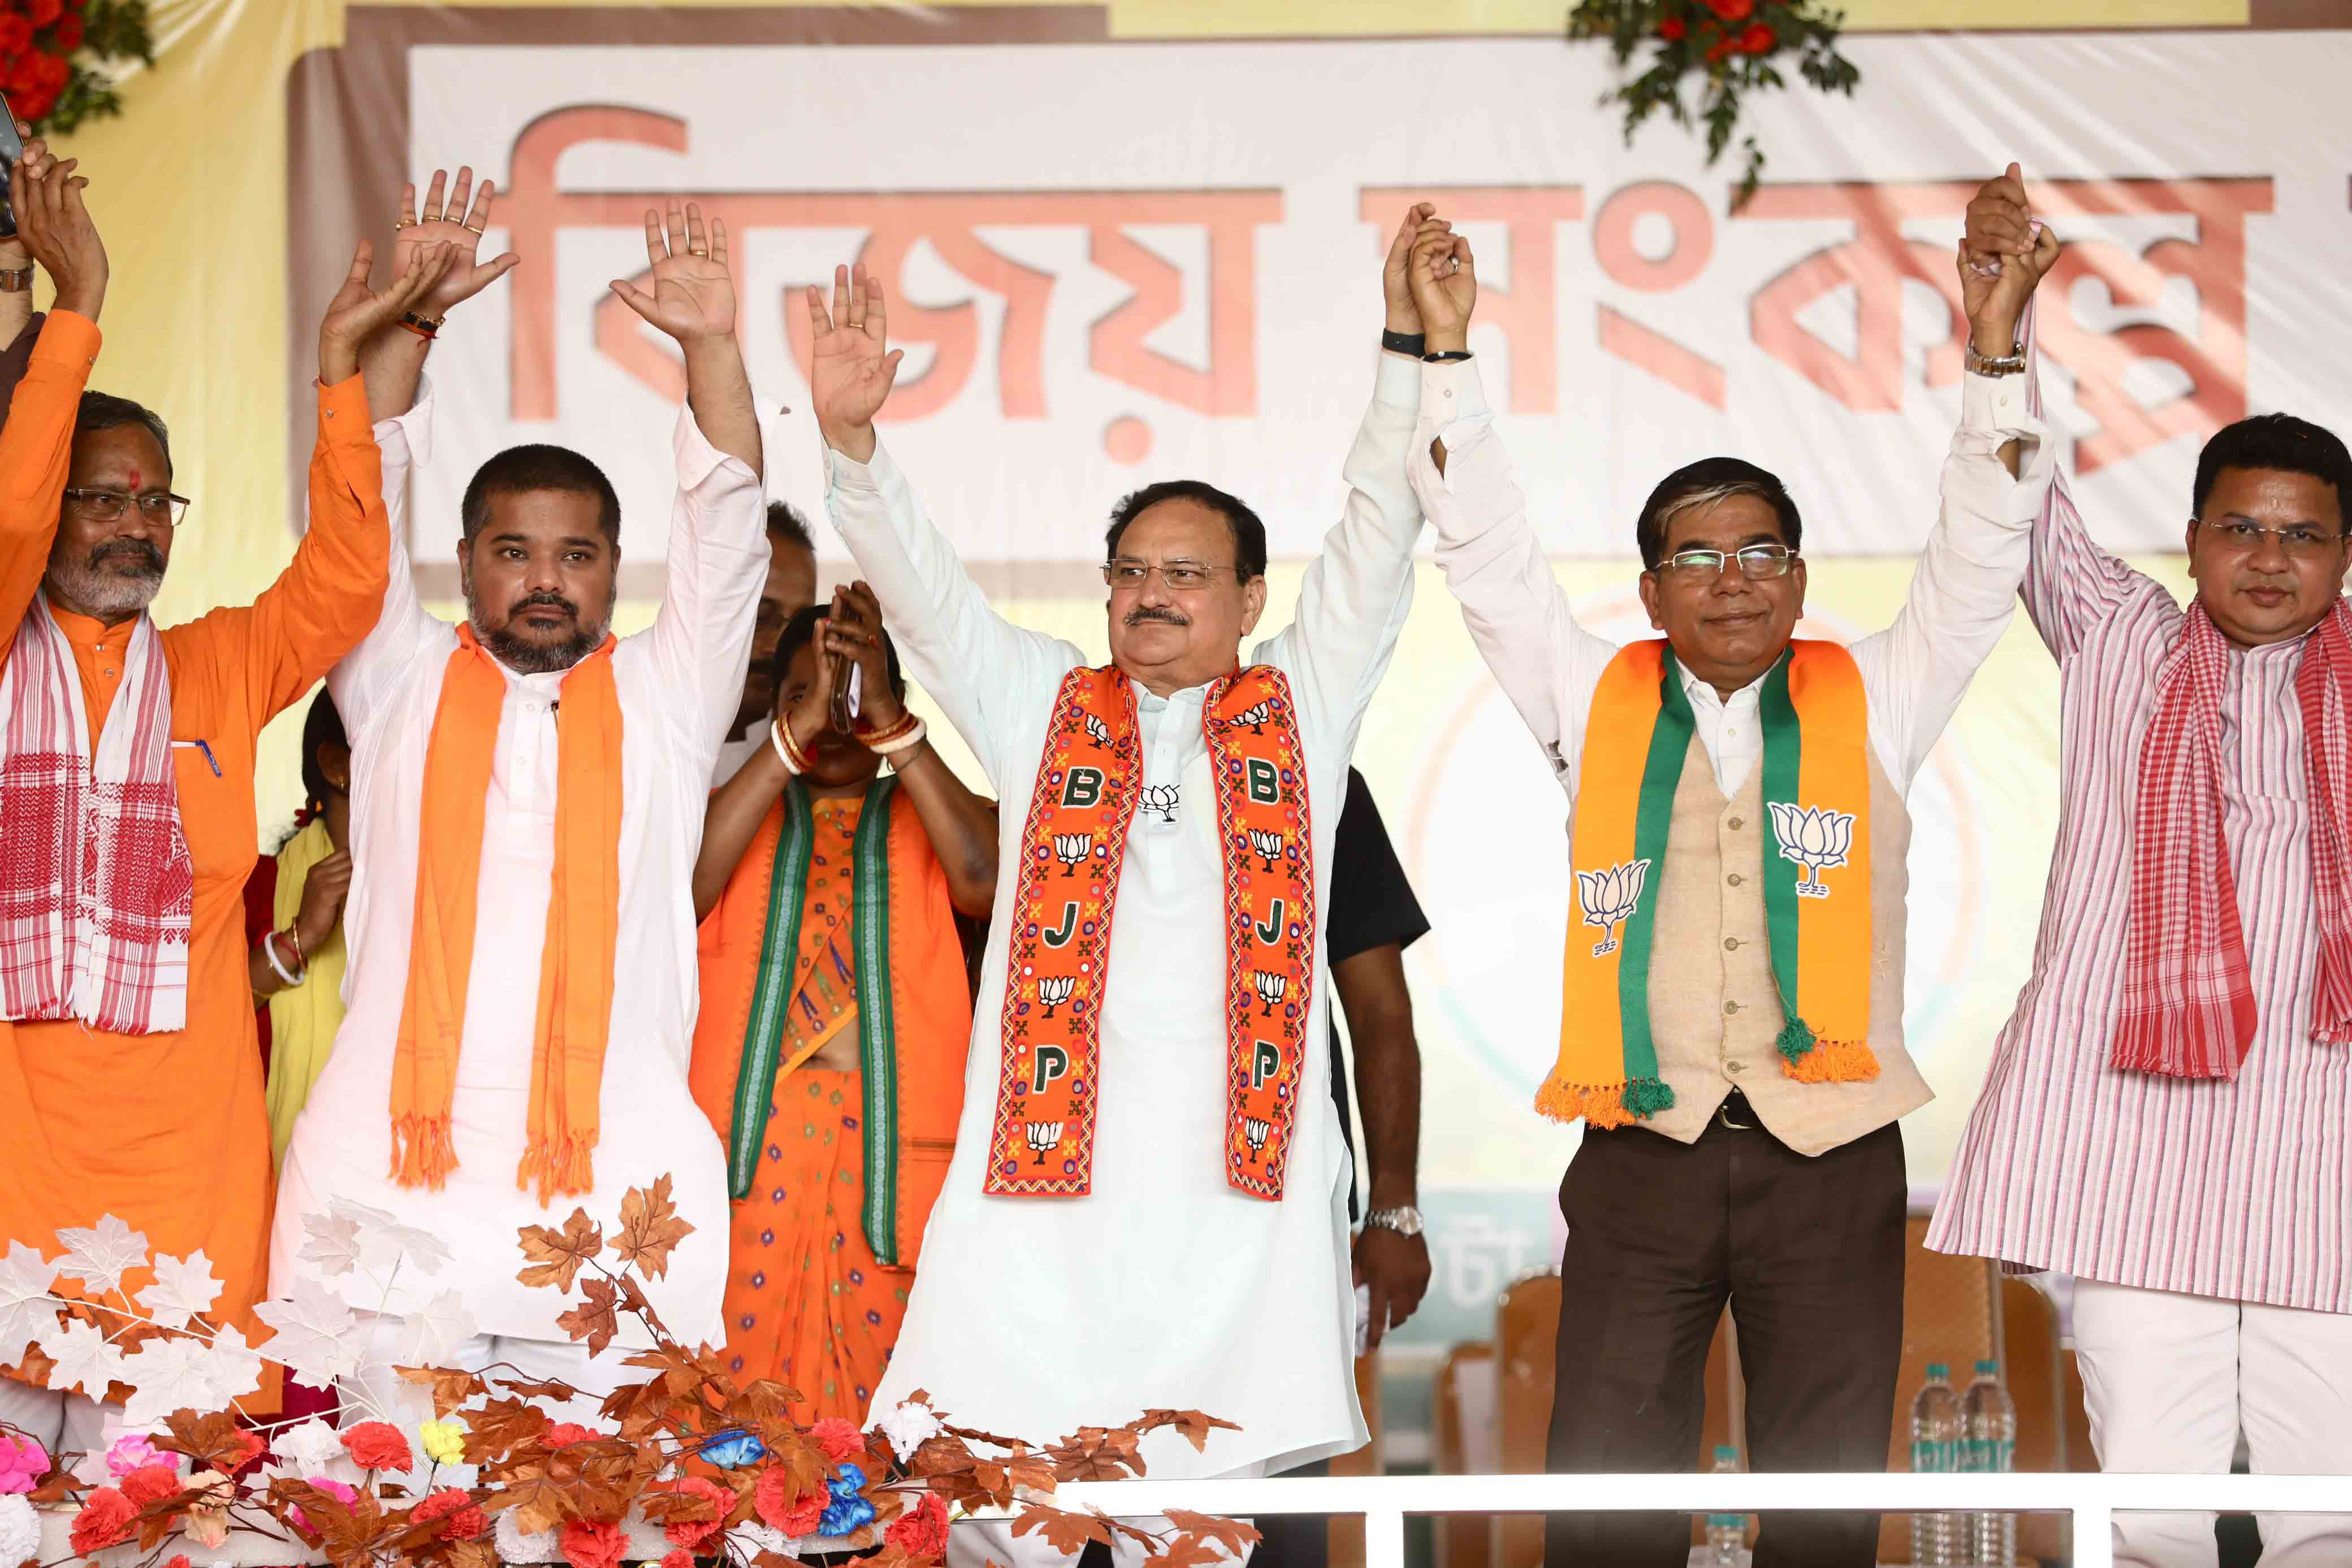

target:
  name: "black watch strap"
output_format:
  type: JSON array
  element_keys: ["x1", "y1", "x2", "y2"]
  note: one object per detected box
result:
[
  {"x1": 1380, "y1": 328, "x2": 1426, "y2": 357},
  {"x1": 1424, "y1": 349, "x2": 1473, "y2": 363}
]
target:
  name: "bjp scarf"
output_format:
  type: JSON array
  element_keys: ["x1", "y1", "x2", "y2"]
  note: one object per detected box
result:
[
  {"x1": 0, "y1": 597, "x2": 192, "y2": 1033},
  {"x1": 2117, "y1": 596, "x2": 2352, "y2": 1078},
  {"x1": 390, "y1": 625, "x2": 622, "y2": 1202},
  {"x1": 1541, "y1": 639, "x2": 1876, "y2": 1127},
  {"x1": 985, "y1": 664, "x2": 1314, "y2": 1199}
]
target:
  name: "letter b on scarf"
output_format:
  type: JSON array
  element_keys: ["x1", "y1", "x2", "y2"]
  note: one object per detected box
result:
[{"x1": 1061, "y1": 767, "x2": 1105, "y2": 808}]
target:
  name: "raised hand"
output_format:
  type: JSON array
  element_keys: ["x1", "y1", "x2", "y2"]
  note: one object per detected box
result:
[
  {"x1": 828, "y1": 581, "x2": 905, "y2": 733},
  {"x1": 319, "y1": 239, "x2": 458, "y2": 385},
  {"x1": 806, "y1": 262, "x2": 904, "y2": 464},
  {"x1": 11, "y1": 149, "x2": 107, "y2": 319},
  {"x1": 395, "y1": 166, "x2": 521, "y2": 319},
  {"x1": 1958, "y1": 162, "x2": 2060, "y2": 357},
  {"x1": 609, "y1": 202, "x2": 736, "y2": 343},
  {"x1": 1407, "y1": 227, "x2": 1477, "y2": 354},
  {"x1": 776, "y1": 589, "x2": 844, "y2": 755},
  {"x1": 1381, "y1": 201, "x2": 1443, "y2": 336}
]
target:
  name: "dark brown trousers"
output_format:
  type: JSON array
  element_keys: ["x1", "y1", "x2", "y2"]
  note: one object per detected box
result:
[{"x1": 1544, "y1": 1101, "x2": 1906, "y2": 1568}]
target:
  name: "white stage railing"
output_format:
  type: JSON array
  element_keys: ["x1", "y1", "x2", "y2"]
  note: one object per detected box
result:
[{"x1": 1057, "y1": 1472, "x2": 2352, "y2": 1568}]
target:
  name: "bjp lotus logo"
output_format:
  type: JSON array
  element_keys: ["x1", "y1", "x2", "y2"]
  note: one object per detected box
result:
[
  {"x1": 1576, "y1": 859, "x2": 1651, "y2": 957},
  {"x1": 1767, "y1": 803, "x2": 1855, "y2": 898}
]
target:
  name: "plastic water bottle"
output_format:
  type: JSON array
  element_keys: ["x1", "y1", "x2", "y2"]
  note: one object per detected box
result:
[
  {"x1": 1704, "y1": 1443, "x2": 1745, "y2": 1565},
  {"x1": 1908, "y1": 1363, "x2": 1962, "y2": 1566},
  {"x1": 1962, "y1": 1359, "x2": 2017, "y2": 1566}
]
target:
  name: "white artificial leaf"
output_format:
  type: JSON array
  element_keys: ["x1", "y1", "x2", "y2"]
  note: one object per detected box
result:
[
  {"x1": 296, "y1": 1212, "x2": 363, "y2": 1280},
  {"x1": 116, "y1": 1334, "x2": 227, "y2": 1428},
  {"x1": 395, "y1": 1290, "x2": 478, "y2": 1368},
  {"x1": 54, "y1": 1216, "x2": 149, "y2": 1296},
  {"x1": 45, "y1": 1316, "x2": 124, "y2": 1398},
  {"x1": 0, "y1": 1241, "x2": 60, "y2": 1370},
  {"x1": 202, "y1": 1325, "x2": 266, "y2": 1405},
  {"x1": 135, "y1": 1251, "x2": 223, "y2": 1329},
  {"x1": 252, "y1": 1275, "x2": 366, "y2": 1391},
  {"x1": 329, "y1": 1199, "x2": 452, "y2": 1278}
]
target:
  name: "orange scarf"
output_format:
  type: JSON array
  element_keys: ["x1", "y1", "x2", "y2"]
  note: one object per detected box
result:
[
  {"x1": 390, "y1": 625, "x2": 624, "y2": 1203},
  {"x1": 985, "y1": 664, "x2": 1316, "y2": 1200}
]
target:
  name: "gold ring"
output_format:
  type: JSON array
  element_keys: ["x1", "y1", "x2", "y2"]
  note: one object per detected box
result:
[
  {"x1": 464, "y1": 222, "x2": 486, "y2": 234},
  {"x1": 394, "y1": 218, "x2": 414, "y2": 229},
  {"x1": 688, "y1": 246, "x2": 709, "y2": 257}
]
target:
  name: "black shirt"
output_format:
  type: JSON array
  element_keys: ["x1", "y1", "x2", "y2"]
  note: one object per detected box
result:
[{"x1": 1323, "y1": 766, "x2": 1430, "y2": 1222}]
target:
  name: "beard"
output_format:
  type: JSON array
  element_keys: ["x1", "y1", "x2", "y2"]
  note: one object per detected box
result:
[
  {"x1": 465, "y1": 586, "x2": 612, "y2": 675},
  {"x1": 47, "y1": 539, "x2": 165, "y2": 619}
]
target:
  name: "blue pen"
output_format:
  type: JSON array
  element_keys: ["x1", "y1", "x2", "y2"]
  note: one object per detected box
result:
[{"x1": 171, "y1": 739, "x2": 222, "y2": 777}]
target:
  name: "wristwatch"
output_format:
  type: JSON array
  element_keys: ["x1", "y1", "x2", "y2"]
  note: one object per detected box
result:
[
  {"x1": 1965, "y1": 340, "x2": 2026, "y2": 377},
  {"x1": 0, "y1": 267, "x2": 32, "y2": 293},
  {"x1": 1363, "y1": 1205, "x2": 1424, "y2": 1238}
]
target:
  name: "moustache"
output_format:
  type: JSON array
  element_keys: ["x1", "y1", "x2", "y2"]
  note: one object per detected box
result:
[
  {"x1": 510, "y1": 592, "x2": 580, "y2": 621},
  {"x1": 1123, "y1": 607, "x2": 1190, "y2": 628},
  {"x1": 90, "y1": 539, "x2": 164, "y2": 576}
]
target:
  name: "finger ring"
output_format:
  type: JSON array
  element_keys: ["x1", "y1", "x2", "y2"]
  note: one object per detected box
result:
[
  {"x1": 394, "y1": 218, "x2": 414, "y2": 229},
  {"x1": 464, "y1": 223, "x2": 486, "y2": 234},
  {"x1": 688, "y1": 245, "x2": 709, "y2": 258}
]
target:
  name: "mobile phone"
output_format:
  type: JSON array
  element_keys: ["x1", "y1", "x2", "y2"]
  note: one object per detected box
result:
[{"x1": 0, "y1": 94, "x2": 21, "y2": 241}]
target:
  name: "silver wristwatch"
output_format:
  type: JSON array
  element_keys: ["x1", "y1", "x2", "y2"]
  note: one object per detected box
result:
[
  {"x1": 1364, "y1": 1204, "x2": 1424, "y2": 1238},
  {"x1": 1965, "y1": 340, "x2": 2026, "y2": 377}
]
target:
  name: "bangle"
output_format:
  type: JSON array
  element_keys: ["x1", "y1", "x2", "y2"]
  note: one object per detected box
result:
[
  {"x1": 1423, "y1": 349, "x2": 1473, "y2": 364},
  {"x1": 868, "y1": 717, "x2": 927, "y2": 757},
  {"x1": 768, "y1": 716, "x2": 805, "y2": 776},
  {"x1": 1965, "y1": 341, "x2": 2026, "y2": 377},
  {"x1": 0, "y1": 267, "x2": 31, "y2": 293},
  {"x1": 856, "y1": 710, "x2": 920, "y2": 751},
  {"x1": 1380, "y1": 329, "x2": 1425, "y2": 357},
  {"x1": 262, "y1": 931, "x2": 307, "y2": 989},
  {"x1": 396, "y1": 310, "x2": 442, "y2": 340}
]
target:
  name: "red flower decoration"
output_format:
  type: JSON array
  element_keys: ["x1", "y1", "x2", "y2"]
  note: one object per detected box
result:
[
  {"x1": 71, "y1": 1488, "x2": 138, "y2": 1556},
  {"x1": 340, "y1": 1420, "x2": 415, "y2": 1472},
  {"x1": 53, "y1": 15, "x2": 84, "y2": 50},
  {"x1": 1658, "y1": 16, "x2": 1687, "y2": 40},
  {"x1": 560, "y1": 1519, "x2": 626, "y2": 1568},
  {"x1": 660, "y1": 1476, "x2": 733, "y2": 1550},
  {"x1": 25, "y1": 0, "x2": 60, "y2": 27},
  {"x1": 0, "y1": 18, "x2": 31, "y2": 54},
  {"x1": 544, "y1": 1423, "x2": 598, "y2": 1449},
  {"x1": 120, "y1": 1464, "x2": 183, "y2": 1508},
  {"x1": 165, "y1": 1558, "x2": 191, "y2": 1568},
  {"x1": 887, "y1": 1493, "x2": 950, "y2": 1557},
  {"x1": 1741, "y1": 21, "x2": 1778, "y2": 52},
  {"x1": 809, "y1": 1418, "x2": 865, "y2": 1466},
  {"x1": 1707, "y1": 0, "x2": 1755, "y2": 19},
  {"x1": 660, "y1": 1551, "x2": 692, "y2": 1568},
  {"x1": 223, "y1": 1429, "x2": 265, "y2": 1476},
  {"x1": 1706, "y1": 38, "x2": 1730, "y2": 63},
  {"x1": 410, "y1": 1488, "x2": 488, "y2": 1540}
]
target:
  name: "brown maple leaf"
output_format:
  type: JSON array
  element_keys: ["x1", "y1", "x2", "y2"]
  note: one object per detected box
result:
[
  {"x1": 1012, "y1": 1506, "x2": 1109, "y2": 1556},
  {"x1": 398, "y1": 1365, "x2": 487, "y2": 1419},
  {"x1": 556, "y1": 1276, "x2": 624, "y2": 1357},
  {"x1": 610, "y1": 1175, "x2": 697, "y2": 1280},
  {"x1": 1136, "y1": 1409, "x2": 1244, "y2": 1454},
  {"x1": 156, "y1": 1409, "x2": 249, "y2": 1472},
  {"x1": 516, "y1": 1208, "x2": 603, "y2": 1291},
  {"x1": 1, "y1": 1343, "x2": 56, "y2": 1388},
  {"x1": 496, "y1": 1374, "x2": 589, "y2": 1407},
  {"x1": 461, "y1": 1397, "x2": 550, "y2": 1465},
  {"x1": 1164, "y1": 1509, "x2": 1263, "y2": 1554},
  {"x1": 448, "y1": 1537, "x2": 499, "y2": 1568},
  {"x1": 1046, "y1": 1427, "x2": 1144, "y2": 1483}
]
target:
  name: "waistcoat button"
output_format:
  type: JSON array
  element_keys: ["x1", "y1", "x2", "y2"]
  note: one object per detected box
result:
[
  {"x1": 1724, "y1": 1000, "x2": 1740, "y2": 1015},
  {"x1": 1723, "y1": 937, "x2": 1739, "y2": 951},
  {"x1": 1726, "y1": 873, "x2": 1743, "y2": 887}
]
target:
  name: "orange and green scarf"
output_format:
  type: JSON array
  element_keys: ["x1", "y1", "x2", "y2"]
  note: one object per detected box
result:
[
  {"x1": 985, "y1": 664, "x2": 1315, "y2": 1199},
  {"x1": 1541, "y1": 639, "x2": 1876, "y2": 1128}
]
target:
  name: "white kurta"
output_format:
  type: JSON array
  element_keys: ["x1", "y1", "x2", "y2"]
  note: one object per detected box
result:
[
  {"x1": 833, "y1": 351, "x2": 1423, "y2": 1479},
  {"x1": 270, "y1": 383, "x2": 766, "y2": 1348}
]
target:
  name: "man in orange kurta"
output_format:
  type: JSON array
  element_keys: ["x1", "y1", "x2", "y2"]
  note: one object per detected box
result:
[{"x1": 0, "y1": 160, "x2": 446, "y2": 1446}]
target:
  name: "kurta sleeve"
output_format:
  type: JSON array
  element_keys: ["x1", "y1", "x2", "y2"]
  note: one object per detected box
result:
[{"x1": 0, "y1": 310, "x2": 99, "y2": 659}]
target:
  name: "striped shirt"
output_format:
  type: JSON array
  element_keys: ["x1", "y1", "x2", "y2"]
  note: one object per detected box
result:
[{"x1": 1926, "y1": 488, "x2": 2352, "y2": 1313}]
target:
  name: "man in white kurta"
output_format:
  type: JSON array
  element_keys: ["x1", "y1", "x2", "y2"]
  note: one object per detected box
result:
[
  {"x1": 803, "y1": 226, "x2": 1440, "y2": 1557},
  {"x1": 270, "y1": 201, "x2": 763, "y2": 1407}
]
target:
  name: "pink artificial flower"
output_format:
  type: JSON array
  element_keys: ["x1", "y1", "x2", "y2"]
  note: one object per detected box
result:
[
  {"x1": 0, "y1": 1433, "x2": 49, "y2": 1495},
  {"x1": 104, "y1": 1433, "x2": 163, "y2": 1479},
  {"x1": 288, "y1": 1475, "x2": 359, "y2": 1537}
]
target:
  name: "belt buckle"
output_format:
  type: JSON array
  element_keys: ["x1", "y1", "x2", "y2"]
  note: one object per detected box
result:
[{"x1": 1717, "y1": 1093, "x2": 1755, "y2": 1131}]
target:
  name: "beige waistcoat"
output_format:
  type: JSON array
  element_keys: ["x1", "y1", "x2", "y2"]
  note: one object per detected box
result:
[{"x1": 1631, "y1": 733, "x2": 1930, "y2": 1157}]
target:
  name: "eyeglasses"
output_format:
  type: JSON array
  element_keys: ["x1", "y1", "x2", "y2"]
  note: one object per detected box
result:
[
  {"x1": 1102, "y1": 558, "x2": 1236, "y2": 591},
  {"x1": 63, "y1": 488, "x2": 192, "y2": 529},
  {"x1": 2193, "y1": 517, "x2": 2344, "y2": 558},
  {"x1": 1653, "y1": 543, "x2": 1798, "y2": 582}
]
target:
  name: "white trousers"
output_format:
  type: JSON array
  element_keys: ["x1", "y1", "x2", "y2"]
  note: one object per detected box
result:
[
  {"x1": 336, "y1": 1314, "x2": 637, "y2": 1436},
  {"x1": 0, "y1": 1377, "x2": 121, "y2": 1453},
  {"x1": 2074, "y1": 1278, "x2": 2352, "y2": 1567},
  {"x1": 946, "y1": 1463, "x2": 1264, "y2": 1568}
]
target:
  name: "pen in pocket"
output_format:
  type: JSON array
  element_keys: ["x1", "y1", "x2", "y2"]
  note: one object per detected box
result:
[{"x1": 171, "y1": 739, "x2": 221, "y2": 777}]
